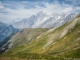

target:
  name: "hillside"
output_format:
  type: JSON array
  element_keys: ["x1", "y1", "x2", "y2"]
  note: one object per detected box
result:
[
  {"x1": 1, "y1": 13, "x2": 80, "y2": 60},
  {"x1": 3, "y1": 28, "x2": 50, "y2": 48}
]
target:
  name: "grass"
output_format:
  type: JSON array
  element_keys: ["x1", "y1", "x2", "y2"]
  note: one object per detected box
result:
[{"x1": 1, "y1": 14, "x2": 80, "y2": 60}]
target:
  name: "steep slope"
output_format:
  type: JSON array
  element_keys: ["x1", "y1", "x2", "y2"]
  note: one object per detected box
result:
[
  {"x1": 5, "y1": 28, "x2": 49, "y2": 48},
  {"x1": 2, "y1": 13, "x2": 80, "y2": 59},
  {"x1": 0, "y1": 33, "x2": 15, "y2": 54},
  {"x1": 27, "y1": 13, "x2": 80, "y2": 54}
]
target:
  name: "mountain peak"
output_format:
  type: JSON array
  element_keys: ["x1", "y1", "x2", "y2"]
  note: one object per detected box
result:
[
  {"x1": 8, "y1": 11, "x2": 76, "y2": 28},
  {"x1": 37, "y1": 11, "x2": 51, "y2": 16},
  {"x1": 9, "y1": 25, "x2": 13, "y2": 28},
  {"x1": 37, "y1": 11, "x2": 47, "y2": 15}
]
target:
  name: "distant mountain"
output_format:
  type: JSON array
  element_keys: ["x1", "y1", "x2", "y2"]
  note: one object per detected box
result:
[
  {"x1": 2, "y1": 13, "x2": 80, "y2": 59},
  {"x1": 0, "y1": 21, "x2": 18, "y2": 42},
  {"x1": 39, "y1": 13, "x2": 75, "y2": 28},
  {"x1": 0, "y1": 21, "x2": 8, "y2": 33},
  {"x1": 9, "y1": 11, "x2": 76, "y2": 28},
  {"x1": 9, "y1": 11, "x2": 50, "y2": 28}
]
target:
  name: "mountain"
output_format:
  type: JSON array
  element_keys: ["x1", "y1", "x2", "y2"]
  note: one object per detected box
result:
[
  {"x1": 1, "y1": 13, "x2": 80, "y2": 59},
  {"x1": 0, "y1": 28, "x2": 49, "y2": 54},
  {"x1": 0, "y1": 21, "x2": 8, "y2": 33},
  {"x1": 9, "y1": 18, "x2": 27, "y2": 29},
  {"x1": 0, "y1": 21, "x2": 19, "y2": 43},
  {"x1": 2, "y1": 28, "x2": 49, "y2": 48},
  {"x1": 9, "y1": 11, "x2": 75, "y2": 28},
  {"x1": 0, "y1": 33, "x2": 15, "y2": 54},
  {"x1": 9, "y1": 11, "x2": 50, "y2": 28},
  {"x1": 39, "y1": 13, "x2": 75, "y2": 28}
]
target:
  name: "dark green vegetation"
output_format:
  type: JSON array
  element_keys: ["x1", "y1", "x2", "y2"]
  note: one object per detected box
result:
[{"x1": 0, "y1": 13, "x2": 80, "y2": 60}]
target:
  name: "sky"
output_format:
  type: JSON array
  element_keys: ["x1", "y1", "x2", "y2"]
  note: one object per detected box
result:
[{"x1": 0, "y1": 0, "x2": 80, "y2": 23}]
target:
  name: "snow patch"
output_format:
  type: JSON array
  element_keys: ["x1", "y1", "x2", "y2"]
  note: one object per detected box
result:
[
  {"x1": 14, "y1": 18, "x2": 22, "y2": 22},
  {"x1": 32, "y1": 16, "x2": 50, "y2": 28},
  {"x1": 56, "y1": 16, "x2": 61, "y2": 20}
]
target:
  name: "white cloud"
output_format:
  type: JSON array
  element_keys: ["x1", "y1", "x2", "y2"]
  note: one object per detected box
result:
[
  {"x1": 0, "y1": 2, "x2": 62, "y2": 19},
  {"x1": 62, "y1": 7, "x2": 72, "y2": 13},
  {"x1": 0, "y1": 1, "x2": 4, "y2": 9},
  {"x1": 65, "y1": 0, "x2": 80, "y2": 5},
  {"x1": 76, "y1": 7, "x2": 80, "y2": 10},
  {"x1": 0, "y1": 1, "x2": 76, "y2": 22}
]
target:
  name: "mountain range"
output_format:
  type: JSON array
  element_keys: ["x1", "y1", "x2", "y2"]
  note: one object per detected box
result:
[
  {"x1": 0, "y1": 13, "x2": 80, "y2": 60},
  {"x1": 0, "y1": 21, "x2": 18, "y2": 48},
  {"x1": 9, "y1": 11, "x2": 76, "y2": 29}
]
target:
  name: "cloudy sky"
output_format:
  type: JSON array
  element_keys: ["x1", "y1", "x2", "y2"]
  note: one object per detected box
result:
[{"x1": 0, "y1": 0, "x2": 80, "y2": 23}]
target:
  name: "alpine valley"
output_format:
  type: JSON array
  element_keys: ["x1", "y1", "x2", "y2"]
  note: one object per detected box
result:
[{"x1": 0, "y1": 11, "x2": 80, "y2": 60}]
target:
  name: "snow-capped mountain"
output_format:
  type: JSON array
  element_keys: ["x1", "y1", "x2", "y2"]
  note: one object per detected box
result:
[
  {"x1": 39, "y1": 13, "x2": 76, "y2": 28},
  {"x1": 9, "y1": 11, "x2": 76, "y2": 28}
]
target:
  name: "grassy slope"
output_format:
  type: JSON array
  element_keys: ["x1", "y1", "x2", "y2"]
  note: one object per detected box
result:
[
  {"x1": 7, "y1": 28, "x2": 49, "y2": 47},
  {"x1": 1, "y1": 14, "x2": 80, "y2": 59}
]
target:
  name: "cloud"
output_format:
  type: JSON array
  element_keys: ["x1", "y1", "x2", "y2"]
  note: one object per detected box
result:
[
  {"x1": 62, "y1": 0, "x2": 80, "y2": 7},
  {"x1": 0, "y1": 1, "x2": 64, "y2": 20},
  {"x1": 0, "y1": 1, "x2": 4, "y2": 9},
  {"x1": 62, "y1": 7, "x2": 72, "y2": 13},
  {"x1": 76, "y1": 7, "x2": 80, "y2": 10},
  {"x1": 0, "y1": 0, "x2": 79, "y2": 23}
]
